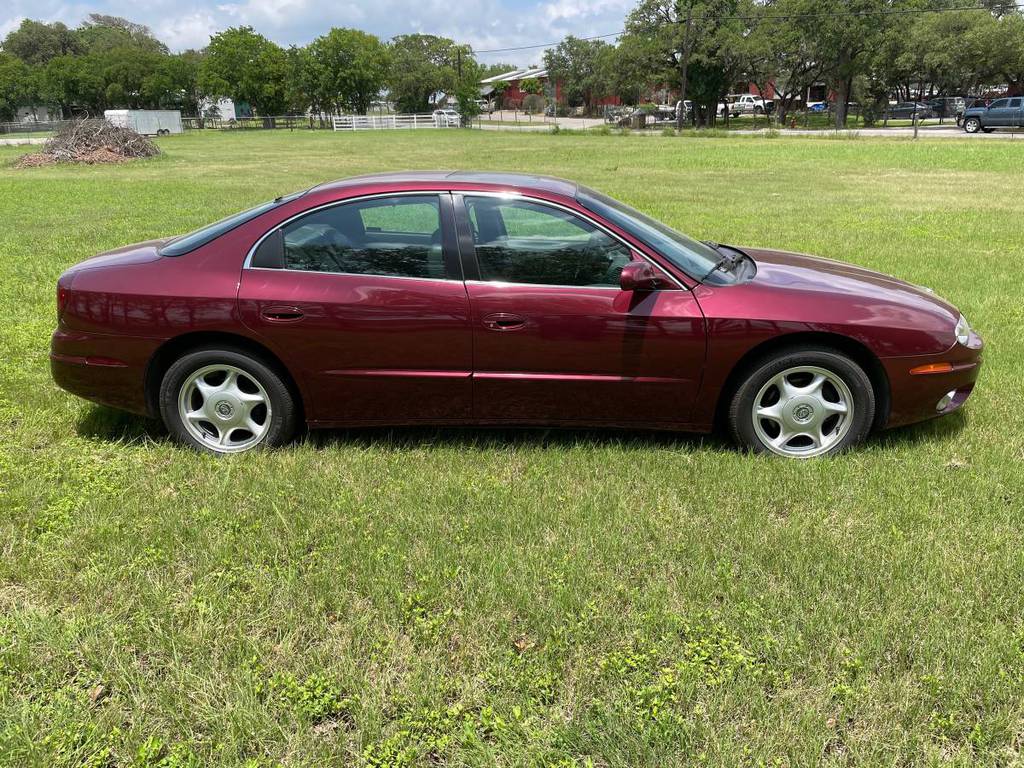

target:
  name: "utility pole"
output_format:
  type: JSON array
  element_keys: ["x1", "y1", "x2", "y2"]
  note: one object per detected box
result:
[{"x1": 675, "y1": 4, "x2": 694, "y2": 131}]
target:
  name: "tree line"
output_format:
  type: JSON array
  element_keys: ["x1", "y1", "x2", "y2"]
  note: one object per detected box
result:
[
  {"x1": 543, "y1": 0, "x2": 1024, "y2": 128},
  {"x1": 0, "y1": 15, "x2": 493, "y2": 121},
  {"x1": 2, "y1": 2, "x2": 1024, "y2": 128}
]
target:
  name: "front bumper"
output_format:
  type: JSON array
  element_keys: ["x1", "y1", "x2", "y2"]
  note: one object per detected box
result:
[{"x1": 880, "y1": 331, "x2": 983, "y2": 428}]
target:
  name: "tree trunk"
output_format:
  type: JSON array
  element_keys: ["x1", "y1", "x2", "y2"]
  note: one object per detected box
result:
[
  {"x1": 834, "y1": 76, "x2": 852, "y2": 129},
  {"x1": 675, "y1": 7, "x2": 694, "y2": 131}
]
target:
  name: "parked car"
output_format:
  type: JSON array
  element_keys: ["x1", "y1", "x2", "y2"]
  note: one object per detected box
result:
[
  {"x1": 604, "y1": 106, "x2": 628, "y2": 124},
  {"x1": 806, "y1": 101, "x2": 829, "y2": 113},
  {"x1": 431, "y1": 109, "x2": 461, "y2": 127},
  {"x1": 719, "y1": 94, "x2": 770, "y2": 118},
  {"x1": 884, "y1": 102, "x2": 935, "y2": 120},
  {"x1": 51, "y1": 172, "x2": 983, "y2": 458},
  {"x1": 473, "y1": 99, "x2": 493, "y2": 114},
  {"x1": 961, "y1": 96, "x2": 1024, "y2": 133}
]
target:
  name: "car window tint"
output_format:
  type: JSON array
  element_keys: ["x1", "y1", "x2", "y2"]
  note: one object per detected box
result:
[
  {"x1": 281, "y1": 196, "x2": 449, "y2": 279},
  {"x1": 1009, "y1": 98, "x2": 1022, "y2": 108},
  {"x1": 990, "y1": 99, "x2": 1009, "y2": 109},
  {"x1": 464, "y1": 196, "x2": 631, "y2": 287}
]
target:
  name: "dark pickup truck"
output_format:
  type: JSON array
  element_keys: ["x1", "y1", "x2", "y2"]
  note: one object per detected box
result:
[{"x1": 962, "y1": 97, "x2": 1024, "y2": 133}]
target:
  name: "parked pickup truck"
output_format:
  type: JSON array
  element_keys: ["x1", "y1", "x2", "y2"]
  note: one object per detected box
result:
[
  {"x1": 961, "y1": 96, "x2": 1023, "y2": 133},
  {"x1": 719, "y1": 94, "x2": 771, "y2": 117}
]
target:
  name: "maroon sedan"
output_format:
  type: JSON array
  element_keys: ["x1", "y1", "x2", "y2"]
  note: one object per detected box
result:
[{"x1": 51, "y1": 172, "x2": 982, "y2": 458}]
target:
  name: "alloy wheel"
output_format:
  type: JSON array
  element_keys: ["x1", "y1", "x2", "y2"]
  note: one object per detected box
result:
[
  {"x1": 751, "y1": 365, "x2": 854, "y2": 458},
  {"x1": 177, "y1": 364, "x2": 272, "y2": 453}
]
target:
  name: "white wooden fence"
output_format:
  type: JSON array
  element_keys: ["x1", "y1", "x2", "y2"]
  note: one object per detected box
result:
[{"x1": 332, "y1": 113, "x2": 458, "y2": 131}]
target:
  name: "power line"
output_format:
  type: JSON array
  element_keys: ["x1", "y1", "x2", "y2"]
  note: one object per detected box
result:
[{"x1": 474, "y1": 2, "x2": 1024, "y2": 54}]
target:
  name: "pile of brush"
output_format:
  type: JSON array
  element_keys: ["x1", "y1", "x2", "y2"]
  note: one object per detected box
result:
[{"x1": 16, "y1": 119, "x2": 160, "y2": 167}]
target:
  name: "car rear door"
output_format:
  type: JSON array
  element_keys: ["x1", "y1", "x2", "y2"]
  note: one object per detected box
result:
[
  {"x1": 454, "y1": 193, "x2": 706, "y2": 427},
  {"x1": 237, "y1": 192, "x2": 473, "y2": 425}
]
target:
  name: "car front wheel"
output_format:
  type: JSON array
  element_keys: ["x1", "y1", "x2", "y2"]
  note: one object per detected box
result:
[
  {"x1": 159, "y1": 348, "x2": 298, "y2": 454},
  {"x1": 728, "y1": 347, "x2": 875, "y2": 458},
  {"x1": 963, "y1": 117, "x2": 981, "y2": 133}
]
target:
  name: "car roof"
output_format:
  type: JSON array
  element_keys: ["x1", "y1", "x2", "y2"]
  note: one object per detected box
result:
[{"x1": 310, "y1": 171, "x2": 579, "y2": 197}]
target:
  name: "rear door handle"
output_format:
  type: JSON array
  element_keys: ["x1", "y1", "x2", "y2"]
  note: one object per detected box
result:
[
  {"x1": 482, "y1": 313, "x2": 526, "y2": 331},
  {"x1": 261, "y1": 305, "x2": 304, "y2": 322}
]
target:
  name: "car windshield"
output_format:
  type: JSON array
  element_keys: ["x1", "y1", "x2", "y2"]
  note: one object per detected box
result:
[
  {"x1": 576, "y1": 186, "x2": 733, "y2": 284},
  {"x1": 159, "y1": 190, "x2": 307, "y2": 256}
]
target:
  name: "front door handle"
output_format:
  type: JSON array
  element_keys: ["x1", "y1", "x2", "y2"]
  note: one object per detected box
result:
[
  {"x1": 261, "y1": 305, "x2": 304, "y2": 322},
  {"x1": 482, "y1": 313, "x2": 526, "y2": 331}
]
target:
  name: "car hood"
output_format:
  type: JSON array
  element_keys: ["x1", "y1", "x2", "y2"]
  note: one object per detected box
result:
[
  {"x1": 62, "y1": 238, "x2": 169, "y2": 277},
  {"x1": 738, "y1": 246, "x2": 960, "y2": 324}
]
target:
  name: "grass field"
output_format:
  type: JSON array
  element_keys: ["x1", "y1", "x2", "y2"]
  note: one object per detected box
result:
[{"x1": 1, "y1": 130, "x2": 1023, "y2": 767}]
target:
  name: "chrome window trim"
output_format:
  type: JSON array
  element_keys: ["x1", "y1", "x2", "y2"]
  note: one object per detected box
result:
[
  {"x1": 245, "y1": 266, "x2": 462, "y2": 285},
  {"x1": 242, "y1": 188, "x2": 686, "y2": 290}
]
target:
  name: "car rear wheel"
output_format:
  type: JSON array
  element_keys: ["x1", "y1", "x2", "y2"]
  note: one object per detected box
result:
[
  {"x1": 159, "y1": 348, "x2": 298, "y2": 454},
  {"x1": 728, "y1": 347, "x2": 874, "y2": 458},
  {"x1": 963, "y1": 117, "x2": 981, "y2": 133}
]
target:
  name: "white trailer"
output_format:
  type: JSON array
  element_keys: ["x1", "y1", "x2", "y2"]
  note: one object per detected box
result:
[{"x1": 104, "y1": 109, "x2": 183, "y2": 136}]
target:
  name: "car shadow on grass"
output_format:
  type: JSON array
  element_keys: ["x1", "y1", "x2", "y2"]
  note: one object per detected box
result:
[
  {"x1": 75, "y1": 404, "x2": 968, "y2": 454},
  {"x1": 304, "y1": 424, "x2": 732, "y2": 453},
  {"x1": 75, "y1": 406, "x2": 166, "y2": 445}
]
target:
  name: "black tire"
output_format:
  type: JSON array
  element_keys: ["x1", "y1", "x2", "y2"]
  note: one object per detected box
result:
[
  {"x1": 159, "y1": 347, "x2": 299, "y2": 454},
  {"x1": 963, "y1": 117, "x2": 981, "y2": 133},
  {"x1": 754, "y1": 105, "x2": 763, "y2": 114},
  {"x1": 727, "y1": 347, "x2": 875, "y2": 459}
]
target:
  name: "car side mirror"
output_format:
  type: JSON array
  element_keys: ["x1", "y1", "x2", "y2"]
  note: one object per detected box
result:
[{"x1": 620, "y1": 260, "x2": 661, "y2": 291}]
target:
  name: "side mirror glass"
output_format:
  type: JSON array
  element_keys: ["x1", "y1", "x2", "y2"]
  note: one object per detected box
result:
[{"x1": 620, "y1": 260, "x2": 662, "y2": 291}]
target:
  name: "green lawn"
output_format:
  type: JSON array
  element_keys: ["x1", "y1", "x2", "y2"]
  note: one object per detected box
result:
[{"x1": 1, "y1": 130, "x2": 1023, "y2": 767}]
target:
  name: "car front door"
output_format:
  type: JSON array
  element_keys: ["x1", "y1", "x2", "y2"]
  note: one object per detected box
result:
[
  {"x1": 455, "y1": 194, "x2": 706, "y2": 427},
  {"x1": 237, "y1": 193, "x2": 473, "y2": 425},
  {"x1": 985, "y1": 98, "x2": 1013, "y2": 126}
]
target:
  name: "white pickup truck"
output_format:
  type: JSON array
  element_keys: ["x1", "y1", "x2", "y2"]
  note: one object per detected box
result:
[{"x1": 718, "y1": 94, "x2": 770, "y2": 118}]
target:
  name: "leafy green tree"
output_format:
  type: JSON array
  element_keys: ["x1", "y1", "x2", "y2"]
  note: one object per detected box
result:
[
  {"x1": 0, "y1": 53, "x2": 33, "y2": 120},
  {"x1": 544, "y1": 36, "x2": 613, "y2": 113},
  {"x1": 621, "y1": 0, "x2": 747, "y2": 128},
  {"x1": 76, "y1": 14, "x2": 169, "y2": 56},
  {"x1": 308, "y1": 28, "x2": 390, "y2": 114},
  {"x1": 2, "y1": 20, "x2": 80, "y2": 66},
  {"x1": 387, "y1": 34, "x2": 471, "y2": 113},
  {"x1": 199, "y1": 27, "x2": 289, "y2": 115}
]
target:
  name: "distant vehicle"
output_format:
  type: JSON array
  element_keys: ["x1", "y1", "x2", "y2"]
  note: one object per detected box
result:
[
  {"x1": 807, "y1": 101, "x2": 829, "y2": 113},
  {"x1": 104, "y1": 109, "x2": 182, "y2": 136},
  {"x1": 961, "y1": 96, "x2": 1024, "y2": 133},
  {"x1": 647, "y1": 105, "x2": 678, "y2": 125},
  {"x1": 719, "y1": 94, "x2": 770, "y2": 118},
  {"x1": 675, "y1": 100, "x2": 693, "y2": 121},
  {"x1": 474, "y1": 99, "x2": 493, "y2": 114},
  {"x1": 926, "y1": 96, "x2": 964, "y2": 118},
  {"x1": 432, "y1": 109, "x2": 461, "y2": 127},
  {"x1": 884, "y1": 102, "x2": 935, "y2": 120},
  {"x1": 51, "y1": 171, "x2": 982, "y2": 458},
  {"x1": 605, "y1": 107, "x2": 628, "y2": 124}
]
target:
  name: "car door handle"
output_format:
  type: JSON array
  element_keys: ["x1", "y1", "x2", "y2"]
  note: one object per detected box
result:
[
  {"x1": 482, "y1": 313, "x2": 526, "y2": 331},
  {"x1": 261, "y1": 306, "x2": 304, "y2": 322}
]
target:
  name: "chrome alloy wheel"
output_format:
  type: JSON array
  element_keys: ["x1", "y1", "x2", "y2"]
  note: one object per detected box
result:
[
  {"x1": 177, "y1": 364, "x2": 272, "y2": 453},
  {"x1": 751, "y1": 365, "x2": 854, "y2": 458}
]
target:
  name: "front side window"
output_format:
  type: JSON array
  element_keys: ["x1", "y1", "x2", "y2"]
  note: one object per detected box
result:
[
  {"x1": 464, "y1": 196, "x2": 632, "y2": 287},
  {"x1": 281, "y1": 195, "x2": 448, "y2": 279},
  {"x1": 989, "y1": 98, "x2": 1009, "y2": 109}
]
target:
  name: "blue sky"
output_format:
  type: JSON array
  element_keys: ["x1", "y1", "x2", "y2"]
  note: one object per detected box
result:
[{"x1": 1, "y1": 0, "x2": 632, "y2": 65}]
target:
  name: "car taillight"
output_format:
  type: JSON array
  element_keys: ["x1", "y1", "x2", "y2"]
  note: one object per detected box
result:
[{"x1": 57, "y1": 283, "x2": 71, "y2": 322}]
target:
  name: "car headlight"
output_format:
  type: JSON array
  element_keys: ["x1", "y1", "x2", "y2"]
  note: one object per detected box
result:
[{"x1": 955, "y1": 314, "x2": 971, "y2": 346}]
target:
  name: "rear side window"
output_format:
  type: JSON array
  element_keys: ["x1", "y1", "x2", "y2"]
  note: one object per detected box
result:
[
  {"x1": 279, "y1": 195, "x2": 449, "y2": 279},
  {"x1": 160, "y1": 191, "x2": 305, "y2": 256}
]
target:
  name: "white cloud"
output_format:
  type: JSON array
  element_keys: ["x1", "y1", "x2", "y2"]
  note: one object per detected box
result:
[{"x1": 0, "y1": 0, "x2": 633, "y2": 65}]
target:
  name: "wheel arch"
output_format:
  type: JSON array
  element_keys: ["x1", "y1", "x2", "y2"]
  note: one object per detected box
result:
[
  {"x1": 144, "y1": 331, "x2": 306, "y2": 422},
  {"x1": 713, "y1": 331, "x2": 891, "y2": 433}
]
